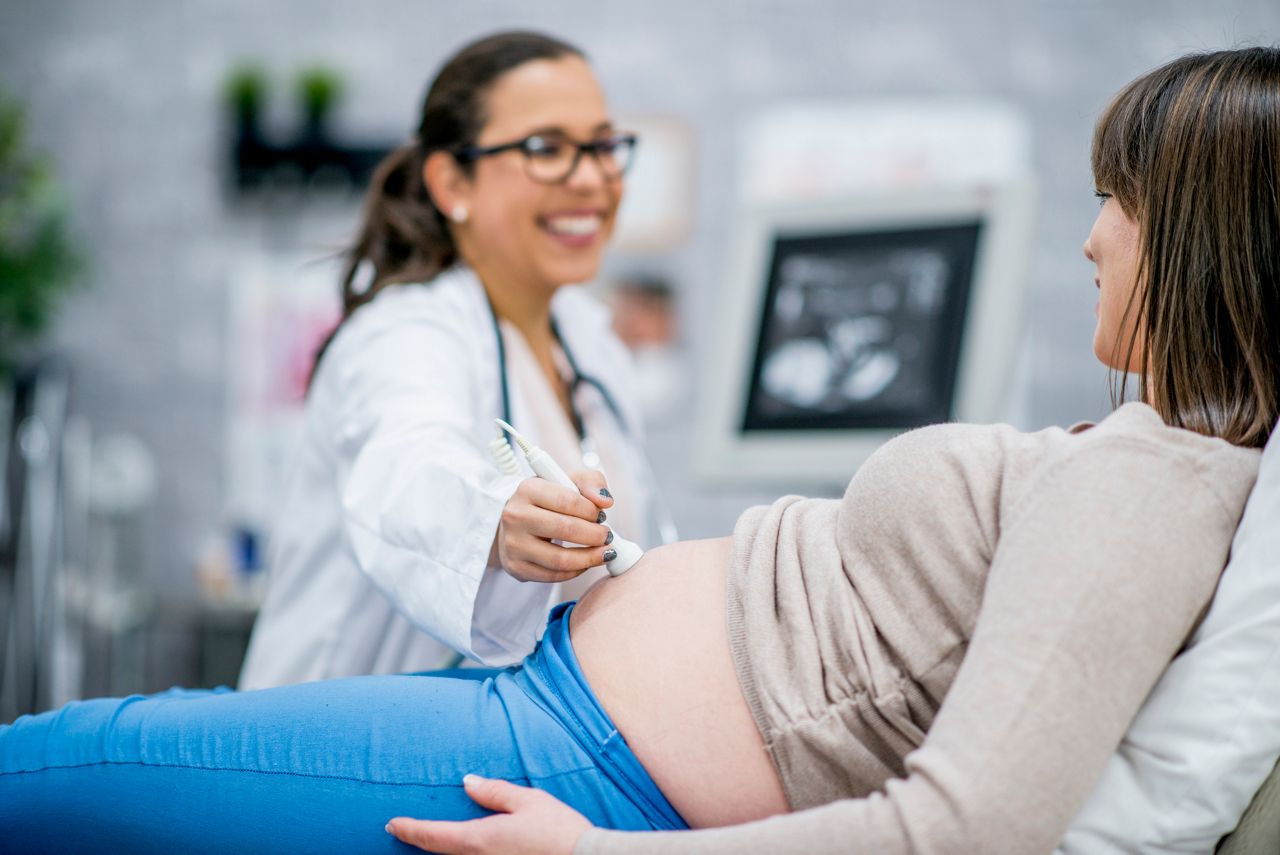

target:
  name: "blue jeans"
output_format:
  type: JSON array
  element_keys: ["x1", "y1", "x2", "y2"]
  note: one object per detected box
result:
[{"x1": 0, "y1": 603, "x2": 687, "y2": 853}]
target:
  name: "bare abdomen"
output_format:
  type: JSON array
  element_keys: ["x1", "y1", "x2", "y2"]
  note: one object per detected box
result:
[{"x1": 569, "y1": 537, "x2": 790, "y2": 828}]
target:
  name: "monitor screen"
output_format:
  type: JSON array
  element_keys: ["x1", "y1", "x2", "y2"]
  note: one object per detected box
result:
[
  {"x1": 742, "y1": 221, "x2": 981, "y2": 432},
  {"x1": 695, "y1": 184, "x2": 1034, "y2": 488}
]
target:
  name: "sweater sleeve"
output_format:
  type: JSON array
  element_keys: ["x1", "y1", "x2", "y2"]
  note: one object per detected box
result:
[{"x1": 577, "y1": 437, "x2": 1243, "y2": 854}]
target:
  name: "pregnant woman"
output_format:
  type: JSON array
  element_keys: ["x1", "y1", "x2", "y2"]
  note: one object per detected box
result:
[{"x1": 2, "y1": 46, "x2": 1277, "y2": 855}]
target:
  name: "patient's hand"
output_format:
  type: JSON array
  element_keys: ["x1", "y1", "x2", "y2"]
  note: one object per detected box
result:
[
  {"x1": 496, "y1": 469, "x2": 615, "y2": 583},
  {"x1": 386, "y1": 774, "x2": 590, "y2": 854}
]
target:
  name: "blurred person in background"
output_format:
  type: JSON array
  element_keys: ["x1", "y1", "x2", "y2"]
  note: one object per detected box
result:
[
  {"x1": 607, "y1": 274, "x2": 683, "y2": 424},
  {"x1": 239, "y1": 30, "x2": 668, "y2": 688}
]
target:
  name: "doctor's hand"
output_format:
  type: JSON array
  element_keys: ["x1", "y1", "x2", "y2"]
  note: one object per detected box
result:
[
  {"x1": 496, "y1": 469, "x2": 615, "y2": 583},
  {"x1": 386, "y1": 774, "x2": 589, "y2": 855}
]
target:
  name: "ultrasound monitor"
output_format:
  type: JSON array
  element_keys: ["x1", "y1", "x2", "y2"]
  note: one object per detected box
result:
[{"x1": 696, "y1": 183, "x2": 1034, "y2": 487}]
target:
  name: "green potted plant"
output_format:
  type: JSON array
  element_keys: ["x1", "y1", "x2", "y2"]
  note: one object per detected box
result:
[
  {"x1": 296, "y1": 66, "x2": 344, "y2": 142},
  {"x1": 224, "y1": 64, "x2": 269, "y2": 143},
  {"x1": 0, "y1": 88, "x2": 81, "y2": 379}
]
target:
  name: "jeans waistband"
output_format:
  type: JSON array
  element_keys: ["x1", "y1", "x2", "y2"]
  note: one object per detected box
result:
[{"x1": 511, "y1": 602, "x2": 688, "y2": 831}]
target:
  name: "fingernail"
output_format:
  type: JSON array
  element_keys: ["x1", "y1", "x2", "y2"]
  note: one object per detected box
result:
[
  {"x1": 599, "y1": 488, "x2": 612, "y2": 499},
  {"x1": 597, "y1": 511, "x2": 607, "y2": 523},
  {"x1": 605, "y1": 530, "x2": 614, "y2": 545},
  {"x1": 604, "y1": 548, "x2": 617, "y2": 563},
  {"x1": 385, "y1": 822, "x2": 395, "y2": 834},
  {"x1": 463, "y1": 773, "x2": 482, "y2": 786}
]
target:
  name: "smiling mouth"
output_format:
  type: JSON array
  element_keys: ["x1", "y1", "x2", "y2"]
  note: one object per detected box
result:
[{"x1": 542, "y1": 213, "x2": 603, "y2": 238}]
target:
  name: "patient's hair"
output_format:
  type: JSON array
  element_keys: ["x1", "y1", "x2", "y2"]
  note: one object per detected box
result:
[{"x1": 1092, "y1": 47, "x2": 1280, "y2": 448}]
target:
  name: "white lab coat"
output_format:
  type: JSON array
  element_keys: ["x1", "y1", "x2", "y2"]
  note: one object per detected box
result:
[{"x1": 238, "y1": 266, "x2": 655, "y2": 689}]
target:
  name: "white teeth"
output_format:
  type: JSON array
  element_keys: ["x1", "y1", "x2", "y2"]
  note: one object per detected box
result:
[{"x1": 545, "y1": 215, "x2": 601, "y2": 236}]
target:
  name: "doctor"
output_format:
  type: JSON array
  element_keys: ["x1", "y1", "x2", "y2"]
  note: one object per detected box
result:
[{"x1": 239, "y1": 31, "x2": 666, "y2": 688}]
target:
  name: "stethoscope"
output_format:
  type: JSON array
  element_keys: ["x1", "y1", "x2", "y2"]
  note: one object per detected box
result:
[
  {"x1": 487, "y1": 298, "x2": 629, "y2": 470},
  {"x1": 484, "y1": 296, "x2": 678, "y2": 544}
]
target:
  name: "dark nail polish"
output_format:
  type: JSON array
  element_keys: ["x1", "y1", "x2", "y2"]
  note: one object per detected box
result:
[
  {"x1": 597, "y1": 511, "x2": 607, "y2": 524},
  {"x1": 605, "y1": 530, "x2": 614, "y2": 545},
  {"x1": 603, "y1": 548, "x2": 618, "y2": 563},
  {"x1": 599, "y1": 488, "x2": 612, "y2": 499}
]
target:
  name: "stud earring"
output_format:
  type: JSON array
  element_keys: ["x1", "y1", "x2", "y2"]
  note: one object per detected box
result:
[{"x1": 450, "y1": 205, "x2": 469, "y2": 224}]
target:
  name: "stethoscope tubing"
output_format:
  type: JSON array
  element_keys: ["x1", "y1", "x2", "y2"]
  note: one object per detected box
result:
[
  {"x1": 486, "y1": 296, "x2": 631, "y2": 448},
  {"x1": 484, "y1": 294, "x2": 677, "y2": 545}
]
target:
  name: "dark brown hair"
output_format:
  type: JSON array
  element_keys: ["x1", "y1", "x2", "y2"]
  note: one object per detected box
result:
[
  {"x1": 1091, "y1": 47, "x2": 1280, "y2": 448},
  {"x1": 312, "y1": 31, "x2": 585, "y2": 376}
]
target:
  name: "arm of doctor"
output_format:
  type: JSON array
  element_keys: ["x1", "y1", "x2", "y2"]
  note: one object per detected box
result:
[{"x1": 327, "y1": 297, "x2": 611, "y2": 663}]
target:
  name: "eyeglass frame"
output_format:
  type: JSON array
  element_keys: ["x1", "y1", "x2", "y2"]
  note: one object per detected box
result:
[{"x1": 451, "y1": 131, "x2": 639, "y2": 185}]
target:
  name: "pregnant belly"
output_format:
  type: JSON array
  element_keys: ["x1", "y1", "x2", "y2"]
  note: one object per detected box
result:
[{"x1": 570, "y1": 537, "x2": 790, "y2": 828}]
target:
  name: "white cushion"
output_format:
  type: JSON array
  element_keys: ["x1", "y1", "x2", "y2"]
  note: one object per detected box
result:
[{"x1": 1060, "y1": 420, "x2": 1280, "y2": 853}]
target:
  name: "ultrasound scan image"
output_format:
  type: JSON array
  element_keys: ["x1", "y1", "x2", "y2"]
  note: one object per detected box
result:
[{"x1": 742, "y1": 223, "x2": 980, "y2": 431}]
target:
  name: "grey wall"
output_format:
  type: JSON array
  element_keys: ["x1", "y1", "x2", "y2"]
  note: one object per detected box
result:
[{"x1": 2, "y1": 0, "x2": 1277, "y2": 600}]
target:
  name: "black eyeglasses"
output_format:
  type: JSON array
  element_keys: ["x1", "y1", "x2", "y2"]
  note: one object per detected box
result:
[{"x1": 453, "y1": 131, "x2": 638, "y2": 185}]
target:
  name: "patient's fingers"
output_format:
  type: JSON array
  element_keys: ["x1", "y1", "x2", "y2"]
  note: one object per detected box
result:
[
  {"x1": 387, "y1": 816, "x2": 493, "y2": 854},
  {"x1": 386, "y1": 774, "x2": 590, "y2": 854},
  {"x1": 461, "y1": 773, "x2": 540, "y2": 813}
]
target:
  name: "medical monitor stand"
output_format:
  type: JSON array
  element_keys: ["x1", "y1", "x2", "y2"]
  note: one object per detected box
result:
[{"x1": 695, "y1": 183, "x2": 1035, "y2": 488}]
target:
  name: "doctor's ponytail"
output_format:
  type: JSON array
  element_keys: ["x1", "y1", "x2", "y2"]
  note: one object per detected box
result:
[{"x1": 311, "y1": 31, "x2": 585, "y2": 381}]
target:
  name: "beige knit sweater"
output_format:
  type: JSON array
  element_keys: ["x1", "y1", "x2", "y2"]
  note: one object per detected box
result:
[{"x1": 578, "y1": 404, "x2": 1261, "y2": 854}]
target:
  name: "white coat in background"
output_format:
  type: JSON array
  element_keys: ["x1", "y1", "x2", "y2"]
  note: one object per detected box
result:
[{"x1": 238, "y1": 266, "x2": 656, "y2": 689}]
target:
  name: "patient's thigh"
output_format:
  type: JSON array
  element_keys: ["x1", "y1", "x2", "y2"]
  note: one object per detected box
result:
[{"x1": 0, "y1": 674, "x2": 611, "y2": 854}]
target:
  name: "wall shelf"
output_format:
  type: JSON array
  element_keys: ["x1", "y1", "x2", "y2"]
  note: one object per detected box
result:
[{"x1": 230, "y1": 128, "x2": 393, "y2": 195}]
